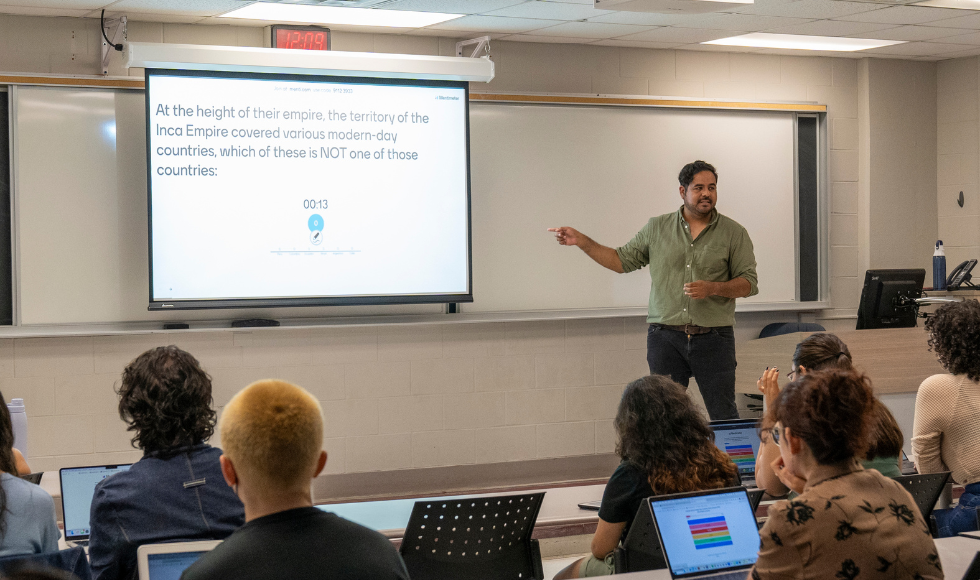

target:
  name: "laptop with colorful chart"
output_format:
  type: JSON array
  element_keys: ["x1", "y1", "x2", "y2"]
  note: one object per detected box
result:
[
  {"x1": 648, "y1": 487, "x2": 761, "y2": 579},
  {"x1": 59, "y1": 464, "x2": 132, "y2": 546},
  {"x1": 137, "y1": 540, "x2": 222, "y2": 580},
  {"x1": 709, "y1": 419, "x2": 761, "y2": 487}
]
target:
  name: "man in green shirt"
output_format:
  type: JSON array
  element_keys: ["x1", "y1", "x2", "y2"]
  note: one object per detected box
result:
[{"x1": 548, "y1": 160, "x2": 758, "y2": 420}]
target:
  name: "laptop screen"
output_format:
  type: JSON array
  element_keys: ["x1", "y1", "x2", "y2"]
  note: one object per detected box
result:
[
  {"x1": 710, "y1": 421, "x2": 761, "y2": 479},
  {"x1": 649, "y1": 489, "x2": 760, "y2": 578},
  {"x1": 60, "y1": 464, "x2": 131, "y2": 540},
  {"x1": 146, "y1": 551, "x2": 208, "y2": 580}
]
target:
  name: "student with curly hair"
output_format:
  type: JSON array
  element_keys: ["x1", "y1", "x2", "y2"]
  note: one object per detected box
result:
[
  {"x1": 755, "y1": 334, "x2": 905, "y2": 497},
  {"x1": 555, "y1": 375, "x2": 738, "y2": 578},
  {"x1": 913, "y1": 299, "x2": 980, "y2": 536},
  {"x1": 89, "y1": 346, "x2": 245, "y2": 580},
  {"x1": 753, "y1": 369, "x2": 941, "y2": 579}
]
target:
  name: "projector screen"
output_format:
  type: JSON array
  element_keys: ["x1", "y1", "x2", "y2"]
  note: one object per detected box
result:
[{"x1": 145, "y1": 69, "x2": 471, "y2": 310}]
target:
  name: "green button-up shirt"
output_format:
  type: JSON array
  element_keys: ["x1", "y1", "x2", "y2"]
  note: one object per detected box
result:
[{"x1": 615, "y1": 206, "x2": 759, "y2": 326}]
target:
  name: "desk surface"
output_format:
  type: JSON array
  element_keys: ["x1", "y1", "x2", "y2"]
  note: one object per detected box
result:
[
  {"x1": 612, "y1": 536, "x2": 978, "y2": 580},
  {"x1": 735, "y1": 326, "x2": 944, "y2": 395}
]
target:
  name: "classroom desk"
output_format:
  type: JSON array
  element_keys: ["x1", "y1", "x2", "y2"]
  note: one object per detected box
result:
[
  {"x1": 735, "y1": 326, "x2": 944, "y2": 395},
  {"x1": 318, "y1": 483, "x2": 606, "y2": 539},
  {"x1": 609, "y1": 536, "x2": 978, "y2": 580}
]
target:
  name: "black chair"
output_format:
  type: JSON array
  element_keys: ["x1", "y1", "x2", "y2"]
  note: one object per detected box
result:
[
  {"x1": 758, "y1": 322, "x2": 826, "y2": 339},
  {"x1": 613, "y1": 500, "x2": 666, "y2": 574},
  {"x1": 399, "y1": 493, "x2": 544, "y2": 580},
  {"x1": 0, "y1": 547, "x2": 91, "y2": 580},
  {"x1": 893, "y1": 472, "x2": 951, "y2": 525}
]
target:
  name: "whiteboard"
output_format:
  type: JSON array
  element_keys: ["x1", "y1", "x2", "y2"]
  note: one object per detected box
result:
[
  {"x1": 467, "y1": 103, "x2": 798, "y2": 312},
  {"x1": 11, "y1": 87, "x2": 802, "y2": 325}
]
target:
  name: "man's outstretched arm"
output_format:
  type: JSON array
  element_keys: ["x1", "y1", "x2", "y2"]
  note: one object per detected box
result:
[{"x1": 548, "y1": 227, "x2": 624, "y2": 273}]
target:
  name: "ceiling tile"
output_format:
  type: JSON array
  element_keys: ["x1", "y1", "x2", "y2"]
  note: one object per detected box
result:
[
  {"x1": 616, "y1": 26, "x2": 742, "y2": 41},
  {"x1": 0, "y1": 0, "x2": 103, "y2": 7},
  {"x1": 384, "y1": 0, "x2": 528, "y2": 13},
  {"x1": 499, "y1": 32, "x2": 598, "y2": 41},
  {"x1": 591, "y1": 38, "x2": 682, "y2": 47},
  {"x1": 585, "y1": 10, "x2": 690, "y2": 25},
  {"x1": 669, "y1": 13, "x2": 815, "y2": 29},
  {"x1": 0, "y1": 5, "x2": 92, "y2": 16},
  {"x1": 107, "y1": 0, "x2": 244, "y2": 17},
  {"x1": 734, "y1": 0, "x2": 882, "y2": 18},
  {"x1": 485, "y1": 1, "x2": 611, "y2": 20},
  {"x1": 845, "y1": 24, "x2": 967, "y2": 40},
  {"x1": 863, "y1": 39, "x2": 967, "y2": 53},
  {"x1": 919, "y1": 10, "x2": 980, "y2": 28},
  {"x1": 527, "y1": 20, "x2": 653, "y2": 36},
  {"x1": 834, "y1": 5, "x2": 971, "y2": 24},
  {"x1": 427, "y1": 14, "x2": 564, "y2": 32},
  {"x1": 940, "y1": 45, "x2": 980, "y2": 56},
  {"x1": 764, "y1": 19, "x2": 900, "y2": 35},
  {"x1": 935, "y1": 29, "x2": 980, "y2": 43}
]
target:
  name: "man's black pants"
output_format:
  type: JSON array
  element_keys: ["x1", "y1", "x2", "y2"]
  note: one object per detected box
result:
[{"x1": 646, "y1": 324, "x2": 739, "y2": 420}]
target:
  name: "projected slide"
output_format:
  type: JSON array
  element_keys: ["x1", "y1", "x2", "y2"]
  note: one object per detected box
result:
[
  {"x1": 145, "y1": 71, "x2": 470, "y2": 306},
  {"x1": 651, "y1": 492, "x2": 759, "y2": 576}
]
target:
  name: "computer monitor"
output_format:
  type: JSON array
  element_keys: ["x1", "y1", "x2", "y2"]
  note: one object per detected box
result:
[{"x1": 856, "y1": 269, "x2": 925, "y2": 330}]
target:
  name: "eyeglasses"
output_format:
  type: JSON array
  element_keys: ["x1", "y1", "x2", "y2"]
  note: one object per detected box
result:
[
  {"x1": 771, "y1": 424, "x2": 782, "y2": 447},
  {"x1": 785, "y1": 368, "x2": 798, "y2": 381}
]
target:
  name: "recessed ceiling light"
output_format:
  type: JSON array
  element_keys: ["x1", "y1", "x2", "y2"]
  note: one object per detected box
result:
[
  {"x1": 913, "y1": 0, "x2": 980, "y2": 9},
  {"x1": 219, "y1": 2, "x2": 463, "y2": 28},
  {"x1": 703, "y1": 33, "x2": 906, "y2": 51}
]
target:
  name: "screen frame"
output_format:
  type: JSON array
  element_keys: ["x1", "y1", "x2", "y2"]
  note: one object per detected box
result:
[
  {"x1": 647, "y1": 486, "x2": 759, "y2": 579},
  {"x1": 855, "y1": 269, "x2": 925, "y2": 330},
  {"x1": 144, "y1": 68, "x2": 474, "y2": 311}
]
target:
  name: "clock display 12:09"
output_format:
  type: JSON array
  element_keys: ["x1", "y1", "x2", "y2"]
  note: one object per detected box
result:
[{"x1": 303, "y1": 199, "x2": 328, "y2": 210}]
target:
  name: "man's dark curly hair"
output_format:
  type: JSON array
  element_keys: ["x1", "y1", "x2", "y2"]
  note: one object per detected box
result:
[
  {"x1": 925, "y1": 299, "x2": 980, "y2": 382},
  {"x1": 678, "y1": 160, "x2": 718, "y2": 190},
  {"x1": 615, "y1": 375, "x2": 738, "y2": 495},
  {"x1": 118, "y1": 345, "x2": 216, "y2": 453}
]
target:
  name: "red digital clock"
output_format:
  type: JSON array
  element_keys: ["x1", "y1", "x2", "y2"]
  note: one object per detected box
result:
[{"x1": 271, "y1": 25, "x2": 331, "y2": 51}]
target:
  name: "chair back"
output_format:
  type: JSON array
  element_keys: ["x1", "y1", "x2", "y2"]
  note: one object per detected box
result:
[
  {"x1": 613, "y1": 500, "x2": 666, "y2": 574},
  {"x1": 0, "y1": 547, "x2": 91, "y2": 580},
  {"x1": 894, "y1": 471, "x2": 951, "y2": 521},
  {"x1": 399, "y1": 492, "x2": 544, "y2": 580},
  {"x1": 758, "y1": 322, "x2": 826, "y2": 339}
]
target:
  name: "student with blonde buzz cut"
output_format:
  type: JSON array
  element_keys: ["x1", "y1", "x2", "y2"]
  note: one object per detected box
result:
[{"x1": 180, "y1": 380, "x2": 409, "y2": 580}]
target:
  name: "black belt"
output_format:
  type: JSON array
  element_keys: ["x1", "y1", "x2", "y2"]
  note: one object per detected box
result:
[{"x1": 653, "y1": 323, "x2": 715, "y2": 335}]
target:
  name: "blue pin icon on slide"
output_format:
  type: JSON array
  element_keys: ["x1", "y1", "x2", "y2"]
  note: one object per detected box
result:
[{"x1": 309, "y1": 214, "x2": 324, "y2": 245}]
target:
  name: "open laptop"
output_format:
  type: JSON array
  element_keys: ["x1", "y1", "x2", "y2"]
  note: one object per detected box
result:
[
  {"x1": 137, "y1": 540, "x2": 221, "y2": 580},
  {"x1": 60, "y1": 464, "x2": 132, "y2": 546},
  {"x1": 649, "y1": 487, "x2": 761, "y2": 579},
  {"x1": 709, "y1": 419, "x2": 761, "y2": 487}
]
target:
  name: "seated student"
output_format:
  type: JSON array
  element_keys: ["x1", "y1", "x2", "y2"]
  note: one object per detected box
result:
[
  {"x1": 181, "y1": 380, "x2": 409, "y2": 580},
  {"x1": 913, "y1": 299, "x2": 980, "y2": 537},
  {"x1": 555, "y1": 375, "x2": 739, "y2": 579},
  {"x1": 752, "y1": 369, "x2": 941, "y2": 579},
  {"x1": 0, "y1": 389, "x2": 58, "y2": 557},
  {"x1": 12, "y1": 450, "x2": 30, "y2": 476},
  {"x1": 89, "y1": 346, "x2": 245, "y2": 580},
  {"x1": 755, "y1": 333, "x2": 903, "y2": 497}
]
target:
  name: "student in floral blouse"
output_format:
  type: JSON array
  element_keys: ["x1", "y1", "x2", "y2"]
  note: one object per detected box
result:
[{"x1": 752, "y1": 369, "x2": 943, "y2": 580}]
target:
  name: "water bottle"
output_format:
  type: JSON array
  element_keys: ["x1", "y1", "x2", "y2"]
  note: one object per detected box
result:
[
  {"x1": 933, "y1": 240, "x2": 947, "y2": 291},
  {"x1": 8, "y1": 398, "x2": 27, "y2": 460}
]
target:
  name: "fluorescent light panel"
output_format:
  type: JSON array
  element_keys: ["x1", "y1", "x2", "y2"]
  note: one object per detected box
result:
[
  {"x1": 913, "y1": 0, "x2": 980, "y2": 9},
  {"x1": 703, "y1": 33, "x2": 905, "y2": 51},
  {"x1": 219, "y1": 2, "x2": 463, "y2": 28}
]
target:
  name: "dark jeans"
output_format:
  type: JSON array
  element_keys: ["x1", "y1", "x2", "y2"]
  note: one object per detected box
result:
[
  {"x1": 646, "y1": 324, "x2": 738, "y2": 420},
  {"x1": 934, "y1": 482, "x2": 980, "y2": 537}
]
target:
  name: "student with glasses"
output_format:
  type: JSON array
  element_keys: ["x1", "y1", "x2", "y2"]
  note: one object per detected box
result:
[
  {"x1": 754, "y1": 333, "x2": 904, "y2": 498},
  {"x1": 751, "y1": 369, "x2": 941, "y2": 580}
]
